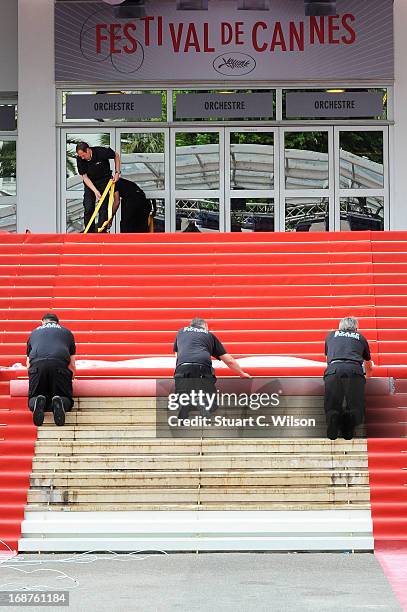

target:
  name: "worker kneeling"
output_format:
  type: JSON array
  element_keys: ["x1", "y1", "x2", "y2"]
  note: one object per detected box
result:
[
  {"x1": 173, "y1": 317, "x2": 250, "y2": 420},
  {"x1": 324, "y1": 317, "x2": 373, "y2": 440},
  {"x1": 26, "y1": 313, "x2": 76, "y2": 427}
]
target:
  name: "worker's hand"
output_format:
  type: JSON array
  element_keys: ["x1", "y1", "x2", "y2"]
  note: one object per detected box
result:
[
  {"x1": 95, "y1": 190, "x2": 102, "y2": 201},
  {"x1": 240, "y1": 371, "x2": 252, "y2": 379},
  {"x1": 70, "y1": 368, "x2": 76, "y2": 379},
  {"x1": 112, "y1": 171, "x2": 120, "y2": 184}
]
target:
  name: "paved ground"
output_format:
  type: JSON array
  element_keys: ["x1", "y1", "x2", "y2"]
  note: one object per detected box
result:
[{"x1": 0, "y1": 553, "x2": 402, "y2": 612}]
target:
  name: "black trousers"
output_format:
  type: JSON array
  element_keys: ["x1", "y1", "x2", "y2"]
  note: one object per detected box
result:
[
  {"x1": 83, "y1": 188, "x2": 98, "y2": 234},
  {"x1": 323, "y1": 362, "x2": 366, "y2": 426},
  {"x1": 83, "y1": 180, "x2": 116, "y2": 233},
  {"x1": 28, "y1": 359, "x2": 74, "y2": 413},
  {"x1": 174, "y1": 363, "x2": 217, "y2": 419}
]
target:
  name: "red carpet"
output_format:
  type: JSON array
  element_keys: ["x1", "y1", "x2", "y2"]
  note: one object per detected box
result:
[
  {"x1": 1, "y1": 231, "x2": 407, "y2": 559},
  {"x1": 376, "y1": 551, "x2": 407, "y2": 610}
]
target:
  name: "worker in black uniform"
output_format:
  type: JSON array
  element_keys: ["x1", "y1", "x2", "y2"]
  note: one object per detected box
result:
[
  {"x1": 26, "y1": 313, "x2": 76, "y2": 427},
  {"x1": 76, "y1": 142, "x2": 121, "y2": 233},
  {"x1": 117, "y1": 177, "x2": 152, "y2": 233},
  {"x1": 173, "y1": 317, "x2": 251, "y2": 419},
  {"x1": 324, "y1": 317, "x2": 373, "y2": 440}
]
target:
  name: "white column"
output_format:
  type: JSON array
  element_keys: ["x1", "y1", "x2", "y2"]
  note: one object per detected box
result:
[
  {"x1": 393, "y1": 0, "x2": 407, "y2": 230},
  {"x1": 17, "y1": 0, "x2": 56, "y2": 233}
]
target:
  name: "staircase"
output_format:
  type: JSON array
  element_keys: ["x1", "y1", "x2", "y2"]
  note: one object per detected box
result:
[
  {"x1": 1, "y1": 231, "x2": 407, "y2": 552},
  {"x1": 18, "y1": 395, "x2": 372, "y2": 551}
]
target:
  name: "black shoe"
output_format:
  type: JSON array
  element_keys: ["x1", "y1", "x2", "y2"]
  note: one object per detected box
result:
[
  {"x1": 342, "y1": 413, "x2": 355, "y2": 440},
  {"x1": 32, "y1": 395, "x2": 46, "y2": 427},
  {"x1": 52, "y1": 396, "x2": 65, "y2": 427},
  {"x1": 327, "y1": 413, "x2": 340, "y2": 440}
]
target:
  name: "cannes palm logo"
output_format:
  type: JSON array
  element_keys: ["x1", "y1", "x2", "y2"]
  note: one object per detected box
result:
[{"x1": 213, "y1": 52, "x2": 256, "y2": 76}]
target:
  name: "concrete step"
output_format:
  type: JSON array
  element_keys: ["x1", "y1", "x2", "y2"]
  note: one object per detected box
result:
[
  {"x1": 41, "y1": 412, "x2": 330, "y2": 428},
  {"x1": 27, "y1": 485, "x2": 370, "y2": 505},
  {"x1": 33, "y1": 438, "x2": 367, "y2": 453},
  {"x1": 25, "y1": 501, "x2": 371, "y2": 512},
  {"x1": 19, "y1": 509, "x2": 374, "y2": 551},
  {"x1": 72, "y1": 397, "x2": 326, "y2": 410},
  {"x1": 41, "y1": 409, "x2": 329, "y2": 427},
  {"x1": 31, "y1": 454, "x2": 368, "y2": 471},
  {"x1": 30, "y1": 470, "x2": 369, "y2": 488},
  {"x1": 33, "y1": 443, "x2": 369, "y2": 458}
]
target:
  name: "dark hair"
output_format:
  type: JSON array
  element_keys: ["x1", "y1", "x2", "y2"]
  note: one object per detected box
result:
[
  {"x1": 190, "y1": 317, "x2": 206, "y2": 329},
  {"x1": 76, "y1": 142, "x2": 90, "y2": 154},
  {"x1": 42, "y1": 313, "x2": 59, "y2": 324}
]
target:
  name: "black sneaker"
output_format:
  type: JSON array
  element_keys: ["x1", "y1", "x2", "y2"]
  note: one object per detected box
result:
[
  {"x1": 327, "y1": 413, "x2": 340, "y2": 440},
  {"x1": 52, "y1": 396, "x2": 65, "y2": 427},
  {"x1": 342, "y1": 413, "x2": 355, "y2": 440},
  {"x1": 32, "y1": 395, "x2": 46, "y2": 427}
]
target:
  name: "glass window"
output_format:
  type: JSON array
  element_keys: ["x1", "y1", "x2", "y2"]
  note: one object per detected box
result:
[
  {"x1": 120, "y1": 132, "x2": 165, "y2": 190},
  {"x1": 0, "y1": 104, "x2": 17, "y2": 131},
  {"x1": 0, "y1": 140, "x2": 16, "y2": 197},
  {"x1": 65, "y1": 133, "x2": 112, "y2": 192},
  {"x1": 285, "y1": 198, "x2": 329, "y2": 232},
  {"x1": 230, "y1": 132, "x2": 274, "y2": 190},
  {"x1": 66, "y1": 198, "x2": 84, "y2": 233},
  {"x1": 148, "y1": 198, "x2": 166, "y2": 233},
  {"x1": 285, "y1": 132, "x2": 329, "y2": 189},
  {"x1": 340, "y1": 196, "x2": 384, "y2": 231},
  {"x1": 175, "y1": 132, "x2": 220, "y2": 190},
  {"x1": 230, "y1": 198, "x2": 274, "y2": 232},
  {"x1": 339, "y1": 131, "x2": 384, "y2": 189},
  {"x1": 0, "y1": 203, "x2": 17, "y2": 233},
  {"x1": 176, "y1": 198, "x2": 219, "y2": 232}
]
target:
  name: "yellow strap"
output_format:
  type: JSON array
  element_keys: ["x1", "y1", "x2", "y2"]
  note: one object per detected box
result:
[
  {"x1": 83, "y1": 179, "x2": 114, "y2": 235},
  {"x1": 98, "y1": 183, "x2": 116, "y2": 233}
]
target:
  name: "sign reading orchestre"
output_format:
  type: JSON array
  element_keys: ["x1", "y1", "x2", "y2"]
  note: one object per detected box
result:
[
  {"x1": 176, "y1": 92, "x2": 273, "y2": 119},
  {"x1": 66, "y1": 93, "x2": 163, "y2": 120},
  {"x1": 286, "y1": 91, "x2": 384, "y2": 118},
  {"x1": 55, "y1": 0, "x2": 394, "y2": 82}
]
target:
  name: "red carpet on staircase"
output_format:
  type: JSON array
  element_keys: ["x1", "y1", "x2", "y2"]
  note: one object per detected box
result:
[{"x1": 0, "y1": 231, "x2": 407, "y2": 559}]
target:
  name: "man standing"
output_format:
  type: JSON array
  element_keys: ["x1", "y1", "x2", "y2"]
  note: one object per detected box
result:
[
  {"x1": 324, "y1": 317, "x2": 373, "y2": 441},
  {"x1": 76, "y1": 142, "x2": 121, "y2": 233},
  {"x1": 173, "y1": 317, "x2": 250, "y2": 419},
  {"x1": 27, "y1": 314, "x2": 76, "y2": 427}
]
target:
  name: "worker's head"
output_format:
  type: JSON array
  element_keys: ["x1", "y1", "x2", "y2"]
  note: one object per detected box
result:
[
  {"x1": 339, "y1": 317, "x2": 358, "y2": 332},
  {"x1": 76, "y1": 141, "x2": 92, "y2": 161},
  {"x1": 42, "y1": 313, "x2": 59, "y2": 325},
  {"x1": 190, "y1": 317, "x2": 208, "y2": 331}
]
